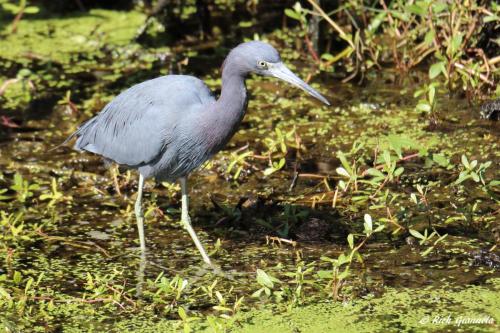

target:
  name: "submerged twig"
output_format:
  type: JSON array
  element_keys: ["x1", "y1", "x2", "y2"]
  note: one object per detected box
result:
[
  {"x1": 37, "y1": 229, "x2": 111, "y2": 258},
  {"x1": 266, "y1": 236, "x2": 297, "y2": 247}
]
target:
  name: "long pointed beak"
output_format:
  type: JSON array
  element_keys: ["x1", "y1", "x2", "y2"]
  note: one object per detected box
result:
[{"x1": 269, "y1": 62, "x2": 330, "y2": 106}]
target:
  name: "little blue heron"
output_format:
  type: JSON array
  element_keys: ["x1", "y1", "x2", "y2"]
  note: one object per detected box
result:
[{"x1": 67, "y1": 41, "x2": 329, "y2": 266}]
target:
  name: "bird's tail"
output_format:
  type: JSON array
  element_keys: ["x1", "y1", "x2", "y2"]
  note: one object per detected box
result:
[{"x1": 48, "y1": 117, "x2": 95, "y2": 152}]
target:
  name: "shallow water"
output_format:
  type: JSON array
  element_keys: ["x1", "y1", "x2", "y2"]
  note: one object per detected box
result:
[{"x1": 0, "y1": 9, "x2": 499, "y2": 332}]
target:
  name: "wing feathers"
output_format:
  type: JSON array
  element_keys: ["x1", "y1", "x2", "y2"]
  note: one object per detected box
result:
[{"x1": 70, "y1": 75, "x2": 214, "y2": 167}]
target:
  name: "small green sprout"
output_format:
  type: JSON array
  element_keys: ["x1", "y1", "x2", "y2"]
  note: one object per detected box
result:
[
  {"x1": 10, "y1": 173, "x2": 39, "y2": 203},
  {"x1": 455, "y1": 155, "x2": 492, "y2": 186},
  {"x1": 252, "y1": 269, "x2": 281, "y2": 298}
]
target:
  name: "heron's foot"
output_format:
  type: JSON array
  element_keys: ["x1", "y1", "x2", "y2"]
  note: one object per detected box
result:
[
  {"x1": 180, "y1": 215, "x2": 213, "y2": 266},
  {"x1": 135, "y1": 250, "x2": 147, "y2": 298},
  {"x1": 191, "y1": 261, "x2": 223, "y2": 276},
  {"x1": 208, "y1": 263, "x2": 224, "y2": 276},
  {"x1": 137, "y1": 242, "x2": 146, "y2": 253}
]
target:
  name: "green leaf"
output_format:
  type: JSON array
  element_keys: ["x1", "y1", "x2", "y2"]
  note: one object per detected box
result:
[
  {"x1": 388, "y1": 134, "x2": 417, "y2": 158},
  {"x1": 292, "y1": 2, "x2": 302, "y2": 13},
  {"x1": 416, "y1": 102, "x2": 431, "y2": 113},
  {"x1": 251, "y1": 288, "x2": 264, "y2": 298},
  {"x1": 364, "y1": 214, "x2": 373, "y2": 235},
  {"x1": 284, "y1": 8, "x2": 301, "y2": 21},
  {"x1": 481, "y1": 161, "x2": 492, "y2": 169},
  {"x1": 406, "y1": 4, "x2": 426, "y2": 16},
  {"x1": 337, "y1": 253, "x2": 350, "y2": 266},
  {"x1": 367, "y1": 168, "x2": 385, "y2": 178},
  {"x1": 429, "y1": 61, "x2": 445, "y2": 79},
  {"x1": 178, "y1": 307, "x2": 187, "y2": 321},
  {"x1": 367, "y1": 11, "x2": 387, "y2": 35},
  {"x1": 238, "y1": 21, "x2": 253, "y2": 28},
  {"x1": 24, "y1": 6, "x2": 39, "y2": 14},
  {"x1": 428, "y1": 85, "x2": 435, "y2": 105},
  {"x1": 2, "y1": 3, "x2": 20, "y2": 13},
  {"x1": 17, "y1": 68, "x2": 32, "y2": 78},
  {"x1": 24, "y1": 277, "x2": 33, "y2": 294},
  {"x1": 410, "y1": 193, "x2": 418, "y2": 204},
  {"x1": 488, "y1": 180, "x2": 500, "y2": 187},
  {"x1": 213, "y1": 305, "x2": 232, "y2": 312},
  {"x1": 455, "y1": 171, "x2": 470, "y2": 185},
  {"x1": 13, "y1": 271, "x2": 22, "y2": 285},
  {"x1": 461, "y1": 155, "x2": 470, "y2": 169},
  {"x1": 432, "y1": 2, "x2": 448, "y2": 13},
  {"x1": 424, "y1": 30, "x2": 435, "y2": 46},
  {"x1": 394, "y1": 167, "x2": 404, "y2": 177},
  {"x1": 337, "y1": 152, "x2": 353, "y2": 175},
  {"x1": 432, "y1": 153, "x2": 449, "y2": 167},
  {"x1": 321, "y1": 53, "x2": 334, "y2": 61},
  {"x1": 316, "y1": 270, "x2": 333, "y2": 279},
  {"x1": 277, "y1": 158, "x2": 286, "y2": 169},
  {"x1": 320, "y1": 256, "x2": 335, "y2": 263},
  {"x1": 421, "y1": 245, "x2": 434, "y2": 256},
  {"x1": 471, "y1": 172, "x2": 480, "y2": 182},
  {"x1": 484, "y1": 14, "x2": 500, "y2": 23},
  {"x1": 0, "y1": 189, "x2": 11, "y2": 201},
  {"x1": 347, "y1": 234, "x2": 354, "y2": 249},
  {"x1": 256, "y1": 269, "x2": 276, "y2": 289},
  {"x1": 391, "y1": 11, "x2": 410, "y2": 22},
  {"x1": 409, "y1": 229, "x2": 425, "y2": 240},
  {"x1": 450, "y1": 34, "x2": 463, "y2": 55},
  {"x1": 382, "y1": 150, "x2": 391, "y2": 166},
  {"x1": 336, "y1": 167, "x2": 350, "y2": 178},
  {"x1": 263, "y1": 167, "x2": 275, "y2": 176},
  {"x1": 414, "y1": 88, "x2": 425, "y2": 98},
  {"x1": 337, "y1": 267, "x2": 350, "y2": 281},
  {"x1": 29, "y1": 184, "x2": 40, "y2": 191},
  {"x1": 0, "y1": 286, "x2": 11, "y2": 299},
  {"x1": 215, "y1": 290, "x2": 224, "y2": 304}
]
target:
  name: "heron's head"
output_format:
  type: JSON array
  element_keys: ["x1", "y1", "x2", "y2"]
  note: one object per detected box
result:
[{"x1": 226, "y1": 41, "x2": 330, "y2": 105}]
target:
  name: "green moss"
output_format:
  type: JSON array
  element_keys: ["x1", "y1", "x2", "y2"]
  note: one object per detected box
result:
[
  {"x1": 9, "y1": 277, "x2": 494, "y2": 332},
  {"x1": 232, "y1": 278, "x2": 500, "y2": 333},
  {"x1": 0, "y1": 9, "x2": 145, "y2": 63}
]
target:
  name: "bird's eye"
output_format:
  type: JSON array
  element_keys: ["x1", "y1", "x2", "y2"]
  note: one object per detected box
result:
[{"x1": 258, "y1": 61, "x2": 267, "y2": 69}]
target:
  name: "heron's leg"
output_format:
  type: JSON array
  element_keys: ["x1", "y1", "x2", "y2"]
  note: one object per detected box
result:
[
  {"x1": 136, "y1": 250, "x2": 147, "y2": 298},
  {"x1": 135, "y1": 174, "x2": 146, "y2": 251},
  {"x1": 180, "y1": 177, "x2": 212, "y2": 265}
]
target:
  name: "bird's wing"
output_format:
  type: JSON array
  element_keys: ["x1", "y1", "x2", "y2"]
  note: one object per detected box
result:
[{"x1": 72, "y1": 75, "x2": 215, "y2": 167}]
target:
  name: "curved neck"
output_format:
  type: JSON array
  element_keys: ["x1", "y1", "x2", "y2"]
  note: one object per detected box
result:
[
  {"x1": 201, "y1": 64, "x2": 248, "y2": 154},
  {"x1": 217, "y1": 65, "x2": 248, "y2": 116}
]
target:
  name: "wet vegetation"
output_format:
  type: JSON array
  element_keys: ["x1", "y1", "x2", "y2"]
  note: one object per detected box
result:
[{"x1": 0, "y1": 0, "x2": 499, "y2": 332}]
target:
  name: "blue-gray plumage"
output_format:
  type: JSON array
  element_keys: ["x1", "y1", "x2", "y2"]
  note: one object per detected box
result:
[{"x1": 68, "y1": 41, "x2": 329, "y2": 266}]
